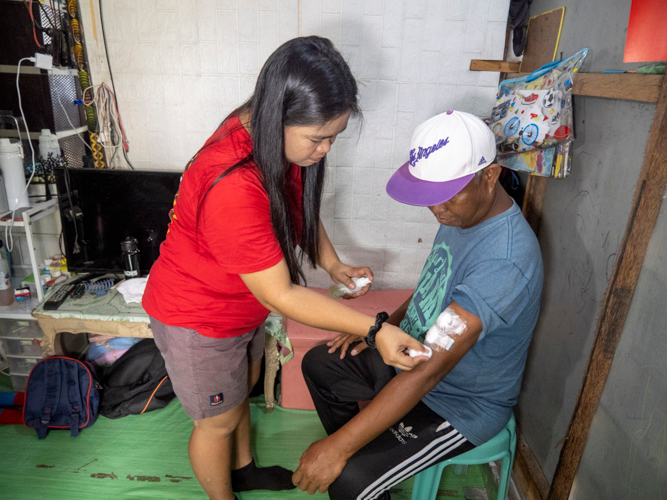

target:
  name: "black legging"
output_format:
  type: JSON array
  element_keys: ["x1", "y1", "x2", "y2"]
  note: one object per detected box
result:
[{"x1": 303, "y1": 344, "x2": 476, "y2": 500}]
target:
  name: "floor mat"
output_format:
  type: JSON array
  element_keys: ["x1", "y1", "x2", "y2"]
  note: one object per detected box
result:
[{"x1": 0, "y1": 374, "x2": 491, "y2": 500}]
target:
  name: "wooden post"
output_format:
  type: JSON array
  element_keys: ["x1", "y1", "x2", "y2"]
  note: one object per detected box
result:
[
  {"x1": 522, "y1": 176, "x2": 548, "y2": 234},
  {"x1": 513, "y1": 427, "x2": 551, "y2": 500},
  {"x1": 548, "y1": 69, "x2": 667, "y2": 500}
]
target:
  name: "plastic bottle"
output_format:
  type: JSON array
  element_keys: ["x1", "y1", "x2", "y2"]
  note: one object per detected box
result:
[
  {"x1": 121, "y1": 237, "x2": 141, "y2": 278},
  {"x1": 0, "y1": 240, "x2": 14, "y2": 306},
  {"x1": 329, "y1": 276, "x2": 372, "y2": 299},
  {"x1": 0, "y1": 138, "x2": 30, "y2": 210},
  {"x1": 38, "y1": 129, "x2": 61, "y2": 159}
]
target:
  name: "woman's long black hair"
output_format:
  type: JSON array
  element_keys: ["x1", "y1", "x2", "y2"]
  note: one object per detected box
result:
[{"x1": 200, "y1": 36, "x2": 359, "y2": 285}]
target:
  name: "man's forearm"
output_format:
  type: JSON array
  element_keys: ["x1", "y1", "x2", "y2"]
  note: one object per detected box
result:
[
  {"x1": 329, "y1": 310, "x2": 481, "y2": 460},
  {"x1": 330, "y1": 363, "x2": 445, "y2": 458}
]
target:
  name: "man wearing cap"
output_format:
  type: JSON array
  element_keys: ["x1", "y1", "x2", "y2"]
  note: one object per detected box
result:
[{"x1": 293, "y1": 111, "x2": 543, "y2": 499}]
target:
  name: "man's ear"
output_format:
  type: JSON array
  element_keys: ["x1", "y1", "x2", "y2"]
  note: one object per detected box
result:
[{"x1": 483, "y1": 164, "x2": 502, "y2": 190}]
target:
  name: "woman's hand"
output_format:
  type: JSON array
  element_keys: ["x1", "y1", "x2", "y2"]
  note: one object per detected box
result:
[
  {"x1": 327, "y1": 326, "x2": 430, "y2": 370},
  {"x1": 328, "y1": 261, "x2": 373, "y2": 299},
  {"x1": 376, "y1": 324, "x2": 430, "y2": 371},
  {"x1": 327, "y1": 332, "x2": 367, "y2": 359}
]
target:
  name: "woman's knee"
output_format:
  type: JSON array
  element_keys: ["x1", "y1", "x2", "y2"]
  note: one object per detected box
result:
[{"x1": 193, "y1": 404, "x2": 245, "y2": 438}]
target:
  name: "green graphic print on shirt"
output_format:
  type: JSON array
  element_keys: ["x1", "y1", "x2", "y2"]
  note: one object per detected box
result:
[{"x1": 400, "y1": 240, "x2": 453, "y2": 343}]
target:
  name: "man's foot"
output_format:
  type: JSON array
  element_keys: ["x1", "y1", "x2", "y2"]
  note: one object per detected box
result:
[{"x1": 231, "y1": 460, "x2": 296, "y2": 492}]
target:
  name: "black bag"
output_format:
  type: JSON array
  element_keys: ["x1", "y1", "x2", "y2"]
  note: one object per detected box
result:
[{"x1": 99, "y1": 339, "x2": 176, "y2": 419}]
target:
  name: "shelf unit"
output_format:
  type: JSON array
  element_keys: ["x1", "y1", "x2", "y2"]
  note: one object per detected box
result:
[
  {"x1": 0, "y1": 297, "x2": 42, "y2": 391},
  {"x1": 0, "y1": 199, "x2": 58, "y2": 302}
]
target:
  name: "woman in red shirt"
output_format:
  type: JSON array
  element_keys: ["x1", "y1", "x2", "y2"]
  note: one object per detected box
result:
[{"x1": 143, "y1": 37, "x2": 427, "y2": 500}]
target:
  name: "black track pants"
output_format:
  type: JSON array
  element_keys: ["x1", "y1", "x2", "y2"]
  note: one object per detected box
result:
[{"x1": 302, "y1": 344, "x2": 476, "y2": 500}]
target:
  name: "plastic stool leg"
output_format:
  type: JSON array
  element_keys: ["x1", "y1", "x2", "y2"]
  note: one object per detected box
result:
[
  {"x1": 496, "y1": 451, "x2": 511, "y2": 500},
  {"x1": 411, "y1": 464, "x2": 443, "y2": 500}
]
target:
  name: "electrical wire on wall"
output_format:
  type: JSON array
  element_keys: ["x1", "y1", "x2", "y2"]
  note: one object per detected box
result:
[
  {"x1": 6, "y1": 58, "x2": 40, "y2": 253},
  {"x1": 98, "y1": 0, "x2": 135, "y2": 170},
  {"x1": 64, "y1": 0, "x2": 106, "y2": 168},
  {"x1": 82, "y1": 83, "x2": 129, "y2": 166}
]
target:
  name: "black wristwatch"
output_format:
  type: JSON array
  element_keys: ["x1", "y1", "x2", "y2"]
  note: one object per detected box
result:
[{"x1": 365, "y1": 312, "x2": 389, "y2": 349}]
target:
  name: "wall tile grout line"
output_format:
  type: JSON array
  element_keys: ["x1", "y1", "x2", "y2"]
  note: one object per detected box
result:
[{"x1": 71, "y1": 0, "x2": 511, "y2": 290}]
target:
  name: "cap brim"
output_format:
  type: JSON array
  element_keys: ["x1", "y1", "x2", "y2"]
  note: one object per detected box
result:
[{"x1": 386, "y1": 162, "x2": 474, "y2": 207}]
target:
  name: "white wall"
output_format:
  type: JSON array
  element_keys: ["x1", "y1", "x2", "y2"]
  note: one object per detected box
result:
[{"x1": 79, "y1": 0, "x2": 509, "y2": 289}]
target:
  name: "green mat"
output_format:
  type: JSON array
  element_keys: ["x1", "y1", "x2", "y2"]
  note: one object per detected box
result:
[{"x1": 0, "y1": 373, "x2": 492, "y2": 499}]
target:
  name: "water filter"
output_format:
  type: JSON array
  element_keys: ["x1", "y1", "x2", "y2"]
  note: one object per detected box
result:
[
  {"x1": 38, "y1": 129, "x2": 61, "y2": 159},
  {"x1": 0, "y1": 139, "x2": 30, "y2": 210},
  {"x1": 0, "y1": 176, "x2": 9, "y2": 213}
]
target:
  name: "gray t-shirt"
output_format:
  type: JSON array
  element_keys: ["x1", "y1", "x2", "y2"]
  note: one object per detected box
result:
[{"x1": 400, "y1": 200, "x2": 543, "y2": 445}]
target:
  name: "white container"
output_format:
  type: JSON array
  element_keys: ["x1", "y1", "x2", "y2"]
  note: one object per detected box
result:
[
  {"x1": 0, "y1": 252, "x2": 14, "y2": 306},
  {"x1": 0, "y1": 139, "x2": 30, "y2": 210},
  {"x1": 0, "y1": 175, "x2": 9, "y2": 213},
  {"x1": 38, "y1": 129, "x2": 61, "y2": 159}
]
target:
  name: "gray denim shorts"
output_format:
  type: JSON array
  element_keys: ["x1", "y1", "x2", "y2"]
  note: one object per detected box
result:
[{"x1": 149, "y1": 317, "x2": 265, "y2": 421}]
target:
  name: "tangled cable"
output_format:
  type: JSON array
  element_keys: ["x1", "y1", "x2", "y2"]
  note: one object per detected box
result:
[{"x1": 82, "y1": 83, "x2": 129, "y2": 162}]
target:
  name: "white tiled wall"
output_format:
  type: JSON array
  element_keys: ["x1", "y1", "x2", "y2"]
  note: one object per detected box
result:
[{"x1": 79, "y1": 0, "x2": 509, "y2": 290}]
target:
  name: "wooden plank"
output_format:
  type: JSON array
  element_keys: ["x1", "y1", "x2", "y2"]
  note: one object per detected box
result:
[
  {"x1": 548, "y1": 64, "x2": 667, "y2": 500},
  {"x1": 574, "y1": 73, "x2": 662, "y2": 102},
  {"x1": 505, "y1": 73, "x2": 663, "y2": 103},
  {"x1": 521, "y1": 175, "x2": 548, "y2": 234},
  {"x1": 520, "y1": 7, "x2": 565, "y2": 73},
  {"x1": 469, "y1": 60, "x2": 521, "y2": 72},
  {"x1": 515, "y1": 426, "x2": 550, "y2": 500},
  {"x1": 513, "y1": 448, "x2": 545, "y2": 500}
]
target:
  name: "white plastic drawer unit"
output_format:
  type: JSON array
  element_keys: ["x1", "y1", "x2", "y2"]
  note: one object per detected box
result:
[
  {"x1": 6, "y1": 355, "x2": 41, "y2": 375},
  {"x1": 0, "y1": 319, "x2": 43, "y2": 356},
  {"x1": 10, "y1": 374, "x2": 28, "y2": 392}
]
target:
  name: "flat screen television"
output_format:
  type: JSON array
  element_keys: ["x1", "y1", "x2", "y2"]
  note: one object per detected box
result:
[{"x1": 54, "y1": 168, "x2": 182, "y2": 275}]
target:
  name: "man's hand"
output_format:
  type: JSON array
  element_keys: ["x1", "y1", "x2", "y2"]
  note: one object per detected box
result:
[
  {"x1": 328, "y1": 261, "x2": 373, "y2": 299},
  {"x1": 292, "y1": 436, "x2": 349, "y2": 494},
  {"x1": 327, "y1": 332, "x2": 367, "y2": 359}
]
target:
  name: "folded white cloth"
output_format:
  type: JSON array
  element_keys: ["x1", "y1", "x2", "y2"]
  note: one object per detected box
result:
[{"x1": 117, "y1": 277, "x2": 148, "y2": 304}]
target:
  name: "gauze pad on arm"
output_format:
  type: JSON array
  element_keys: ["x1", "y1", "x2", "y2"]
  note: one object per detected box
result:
[
  {"x1": 424, "y1": 307, "x2": 467, "y2": 351},
  {"x1": 408, "y1": 346, "x2": 433, "y2": 358}
]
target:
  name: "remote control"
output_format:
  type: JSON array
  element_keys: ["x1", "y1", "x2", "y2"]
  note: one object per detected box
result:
[
  {"x1": 70, "y1": 282, "x2": 86, "y2": 299},
  {"x1": 43, "y1": 283, "x2": 77, "y2": 310}
]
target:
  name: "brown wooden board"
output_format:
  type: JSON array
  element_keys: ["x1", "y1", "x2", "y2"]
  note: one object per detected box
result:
[
  {"x1": 522, "y1": 176, "x2": 548, "y2": 234},
  {"x1": 547, "y1": 66, "x2": 667, "y2": 500},
  {"x1": 506, "y1": 73, "x2": 663, "y2": 103},
  {"x1": 515, "y1": 427, "x2": 550, "y2": 500},
  {"x1": 520, "y1": 7, "x2": 565, "y2": 73},
  {"x1": 469, "y1": 60, "x2": 521, "y2": 72}
]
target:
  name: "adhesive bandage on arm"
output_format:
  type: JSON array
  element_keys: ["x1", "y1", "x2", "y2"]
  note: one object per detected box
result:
[{"x1": 424, "y1": 307, "x2": 467, "y2": 352}]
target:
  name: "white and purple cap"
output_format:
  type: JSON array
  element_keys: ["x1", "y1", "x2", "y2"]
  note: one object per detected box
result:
[{"x1": 386, "y1": 110, "x2": 497, "y2": 207}]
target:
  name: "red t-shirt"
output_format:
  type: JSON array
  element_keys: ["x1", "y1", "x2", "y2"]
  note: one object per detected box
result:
[{"x1": 142, "y1": 116, "x2": 303, "y2": 338}]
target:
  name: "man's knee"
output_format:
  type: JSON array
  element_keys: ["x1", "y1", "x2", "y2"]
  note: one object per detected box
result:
[
  {"x1": 327, "y1": 461, "x2": 370, "y2": 500},
  {"x1": 302, "y1": 343, "x2": 334, "y2": 385}
]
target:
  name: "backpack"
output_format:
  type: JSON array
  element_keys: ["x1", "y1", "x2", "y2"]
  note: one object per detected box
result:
[
  {"x1": 23, "y1": 356, "x2": 100, "y2": 439},
  {"x1": 99, "y1": 339, "x2": 176, "y2": 419}
]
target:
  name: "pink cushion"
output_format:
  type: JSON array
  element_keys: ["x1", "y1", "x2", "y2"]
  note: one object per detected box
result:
[{"x1": 281, "y1": 288, "x2": 413, "y2": 410}]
